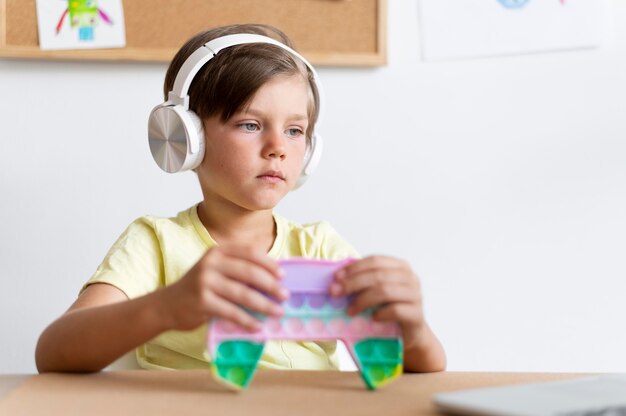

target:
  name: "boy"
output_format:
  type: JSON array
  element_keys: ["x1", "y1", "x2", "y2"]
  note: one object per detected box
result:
[{"x1": 36, "y1": 24, "x2": 446, "y2": 374}]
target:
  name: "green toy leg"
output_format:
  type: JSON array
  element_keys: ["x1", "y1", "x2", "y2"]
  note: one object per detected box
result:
[
  {"x1": 352, "y1": 338, "x2": 403, "y2": 390},
  {"x1": 211, "y1": 340, "x2": 264, "y2": 389}
]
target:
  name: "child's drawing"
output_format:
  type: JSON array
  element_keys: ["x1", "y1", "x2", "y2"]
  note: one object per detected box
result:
[
  {"x1": 36, "y1": 0, "x2": 126, "y2": 50},
  {"x1": 419, "y1": 0, "x2": 606, "y2": 60},
  {"x1": 54, "y1": 0, "x2": 114, "y2": 42}
]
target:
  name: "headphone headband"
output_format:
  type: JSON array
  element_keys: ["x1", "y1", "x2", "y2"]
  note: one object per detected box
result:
[{"x1": 169, "y1": 34, "x2": 323, "y2": 117}]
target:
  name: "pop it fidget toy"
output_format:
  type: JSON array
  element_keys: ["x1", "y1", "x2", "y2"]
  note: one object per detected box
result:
[{"x1": 207, "y1": 258, "x2": 403, "y2": 390}]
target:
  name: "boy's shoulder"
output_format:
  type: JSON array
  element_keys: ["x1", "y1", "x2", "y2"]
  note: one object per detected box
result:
[
  {"x1": 141, "y1": 205, "x2": 195, "y2": 226},
  {"x1": 121, "y1": 205, "x2": 205, "y2": 245},
  {"x1": 126, "y1": 205, "x2": 195, "y2": 231}
]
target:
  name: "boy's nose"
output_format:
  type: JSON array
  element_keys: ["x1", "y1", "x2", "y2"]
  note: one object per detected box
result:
[{"x1": 263, "y1": 130, "x2": 286, "y2": 160}]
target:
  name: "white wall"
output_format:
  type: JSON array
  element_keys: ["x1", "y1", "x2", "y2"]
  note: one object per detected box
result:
[{"x1": 1, "y1": 1, "x2": 625, "y2": 374}]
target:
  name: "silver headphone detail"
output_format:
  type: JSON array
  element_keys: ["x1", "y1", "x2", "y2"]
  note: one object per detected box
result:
[
  {"x1": 147, "y1": 33, "x2": 324, "y2": 188},
  {"x1": 148, "y1": 104, "x2": 204, "y2": 173}
]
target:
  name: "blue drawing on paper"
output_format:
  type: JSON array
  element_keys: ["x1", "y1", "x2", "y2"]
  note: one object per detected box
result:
[
  {"x1": 497, "y1": 0, "x2": 530, "y2": 9},
  {"x1": 497, "y1": 0, "x2": 567, "y2": 10}
]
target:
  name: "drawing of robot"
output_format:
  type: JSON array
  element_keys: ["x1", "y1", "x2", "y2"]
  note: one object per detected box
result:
[{"x1": 55, "y1": 0, "x2": 113, "y2": 41}]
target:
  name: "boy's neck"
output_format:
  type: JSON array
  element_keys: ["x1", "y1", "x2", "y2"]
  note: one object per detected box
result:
[{"x1": 197, "y1": 201, "x2": 276, "y2": 252}]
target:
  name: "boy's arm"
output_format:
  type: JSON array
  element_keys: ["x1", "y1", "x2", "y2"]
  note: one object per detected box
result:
[
  {"x1": 402, "y1": 322, "x2": 447, "y2": 373},
  {"x1": 35, "y1": 283, "x2": 171, "y2": 373},
  {"x1": 36, "y1": 246, "x2": 288, "y2": 373}
]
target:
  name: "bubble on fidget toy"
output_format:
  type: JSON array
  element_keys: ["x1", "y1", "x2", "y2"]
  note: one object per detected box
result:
[
  {"x1": 367, "y1": 366, "x2": 386, "y2": 383},
  {"x1": 288, "y1": 294, "x2": 305, "y2": 308},
  {"x1": 349, "y1": 317, "x2": 370, "y2": 334},
  {"x1": 354, "y1": 339, "x2": 403, "y2": 363},
  {"x1": 265, "y1": 317, "x2": 282, "y2": 334},
  {"x1": 329, "y1": 297, "x2": 347, "y2": 309},
  {"x1": 361, "y1": 363, "x2": 402, "y2": 389},
  {"x1": 379, "y1": 341, "x2": 401, "y2": 360},
  {"x1": 217, "y1": 340, "x2": 263, "y2": 361},
  {"x1": 307, "y1": 318, "x2": 326, "y2": 335},
  {"x1": 286, "y1": 318, "x2": 306, "y2": 334},
  {"x1": 215, "y1": 363, "x2": 255, "y2": 389},
  {"x1": 227, "y1": 367, "x2": 247, "y2": 386},
  {"x1": 308, "y1": 294, "x2": 327, "y2": 309},
  {"x1": 218, "y1": 341, "x2": 235, "y2": 358},
  {"x1": 365, "y1": 364, "x2": 401, "y2": 386},
  {"x1": 328, "y1": 318, "x2": 347, "y2": 335}
]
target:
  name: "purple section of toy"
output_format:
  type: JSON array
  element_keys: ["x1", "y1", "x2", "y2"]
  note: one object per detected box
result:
[
  {"x1": 286, "y1": 293, "x2": 348, "y2": 310},
  {"x1": 279, "y1": 258, "x2": 354, "y2": 293}
]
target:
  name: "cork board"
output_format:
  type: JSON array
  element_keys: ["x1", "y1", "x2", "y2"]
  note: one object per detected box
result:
[{"x1": 0, "y1": 0, "x2": 387, "y2": 66}]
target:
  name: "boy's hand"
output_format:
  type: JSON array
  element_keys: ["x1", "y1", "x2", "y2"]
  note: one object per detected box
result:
[
  {"x1": 160, "y1": 246, "x2": 288, "y2": 332},
  {"x1": 329, "y1": 255, "x2": 426, "y2": 350}
]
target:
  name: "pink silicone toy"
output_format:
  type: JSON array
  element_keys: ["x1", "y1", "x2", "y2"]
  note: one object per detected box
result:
[{"x1": 207, "y1": 258, "x2": 403, "y2": 390}]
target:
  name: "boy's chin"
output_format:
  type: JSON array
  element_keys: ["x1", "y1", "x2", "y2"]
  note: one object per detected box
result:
[{"x1": 242, "y1": 193, "x2": 289, "y2": 211}]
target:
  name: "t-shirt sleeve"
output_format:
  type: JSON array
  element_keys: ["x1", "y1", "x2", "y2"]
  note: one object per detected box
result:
[
  {"x1": 314, "y1": 221, "x2": 360, "y2": 260},
  {"x1": 80, "y1": 218, "x2": 164, "y2": 300}
]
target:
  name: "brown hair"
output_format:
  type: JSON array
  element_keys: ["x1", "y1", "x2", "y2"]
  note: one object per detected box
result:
[{"x1": 164, "y1": 24, "x2": 319, "y2": 143}]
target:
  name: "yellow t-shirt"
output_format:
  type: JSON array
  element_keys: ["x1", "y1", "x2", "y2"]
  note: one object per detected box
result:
[{"x1": 83, "y1": 204, "x2": 359, "y2": 371}]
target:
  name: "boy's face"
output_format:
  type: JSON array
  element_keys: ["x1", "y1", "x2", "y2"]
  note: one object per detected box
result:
[{"x1": 198, "y1": 74, "x2": 310, "y2": 212}]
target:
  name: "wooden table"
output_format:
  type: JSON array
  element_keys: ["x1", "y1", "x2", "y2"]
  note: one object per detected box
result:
[{"x1": 0, "y1": 370, "x2": 589, "y2": 415}]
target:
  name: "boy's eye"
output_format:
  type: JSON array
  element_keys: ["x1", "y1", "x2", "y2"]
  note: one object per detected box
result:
[
  {"x1": 239, "y1": 123, "x2": 259, "y2": 132},
  {"x1": 287, "y1": 128, "x2": 304, "y2": 137}
]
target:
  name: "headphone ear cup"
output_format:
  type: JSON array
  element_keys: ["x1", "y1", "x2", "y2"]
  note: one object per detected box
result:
[
  {"x1": 294, "y1": 133, "x2": 323, "y2": 189},
  {"x1": 148, "y1": 105, "x2": 205, "y2": 173}
]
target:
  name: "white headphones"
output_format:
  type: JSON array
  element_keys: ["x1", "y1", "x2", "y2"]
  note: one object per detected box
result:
[{"x1": 148, "y1": 33, "x2": 324, "y2": 189}]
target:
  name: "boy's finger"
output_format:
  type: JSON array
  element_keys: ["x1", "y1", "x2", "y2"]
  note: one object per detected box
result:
[
  {"x1": 214, "y1": 254, "x2": 289, "y2": 302},
  {"x1": 213, "y1": 278, "x2": 284, "y2": 318},
  {"x1": 208, "y1": 296, "x2": 262, "y2": 332},
  {"x1": 372, "y1": 303, "x2": 423, "y2": 325},
  {"x1": 219, "y1": 245, "x2": 284, "y2": 279},
  {"x1": 347, "y1": 284, "x2": 416, "y2": 316},
  {"x1": 336, "y1": 268, "x2": 406, "y2": 296},
  {"x1": 335, "y1": 255, "x2": 406, "y2": 281}
]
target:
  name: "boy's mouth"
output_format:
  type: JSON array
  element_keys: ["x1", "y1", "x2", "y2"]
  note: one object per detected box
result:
[{"x1": 257, "y1": 170, "x2": 285, "y2": 182}]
